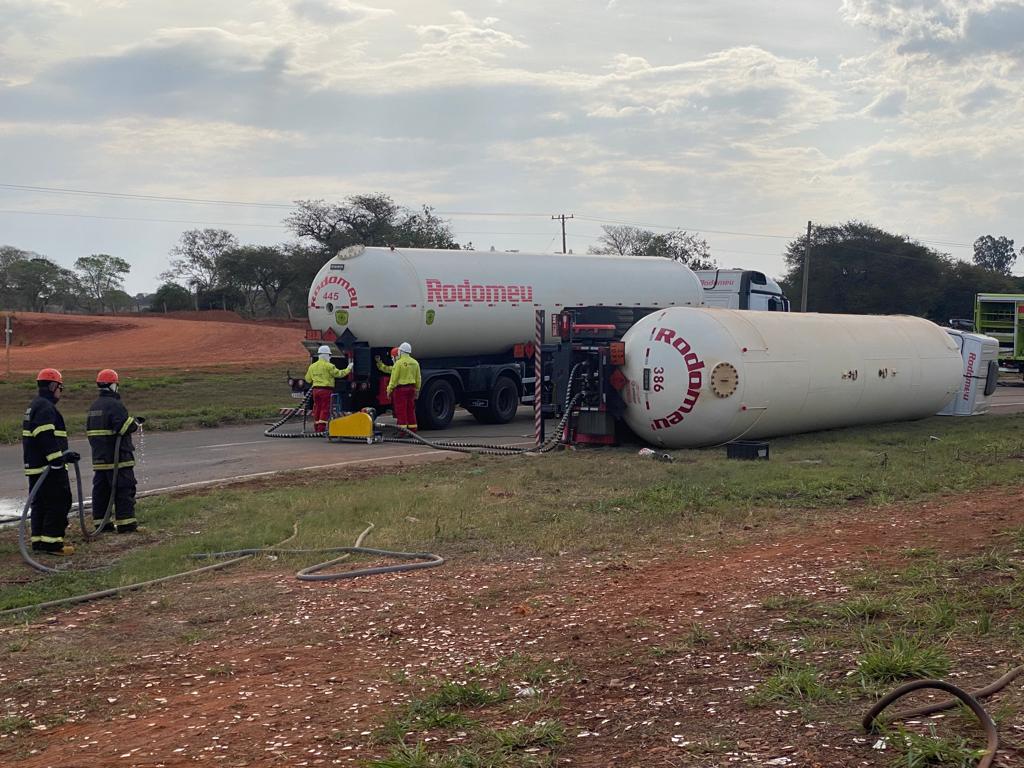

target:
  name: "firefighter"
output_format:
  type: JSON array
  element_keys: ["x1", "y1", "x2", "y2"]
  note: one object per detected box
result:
[
  {"x1": 86, "y1": 369, "x2": 145, "y2": 533},
  {"x1": 22, "y1": 368, "x2": 77, "y2": 555},
  {"x1": 304, "y1": 344, "x2": 353, "y2": 433},
  {"x1": 386, "y1": 342, "x2": 421, "y2": 431}
]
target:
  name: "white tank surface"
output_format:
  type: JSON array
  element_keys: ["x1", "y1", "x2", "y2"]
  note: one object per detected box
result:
[
  {"x1": 618, "y1": 308, "x2": 963, "y2": 448},
  {"x1": 308, "y1": 246, "x2": 704, "y2": 358}
]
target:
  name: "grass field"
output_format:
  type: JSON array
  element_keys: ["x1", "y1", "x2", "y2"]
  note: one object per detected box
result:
[
  {"x1": 0, "y1": 365, "x2": 298, "y2": 444},
  {"x1": 3, "y1": 411, "x2": 1023, "y2": 613},
  {"x1": 3, "y1": 414, "x2": 1024, "y2": 766}
]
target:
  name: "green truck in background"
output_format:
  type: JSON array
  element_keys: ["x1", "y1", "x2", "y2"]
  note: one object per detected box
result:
[{"x1": 974, "y1": 293, "x2": 1024, "y2": 372}]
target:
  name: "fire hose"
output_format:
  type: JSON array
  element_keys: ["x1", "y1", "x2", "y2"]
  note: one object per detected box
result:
[
  {"x1": 16, "y1": 434, "x2": 131, "y2": 574},
  {"x1": 862, "y1": 666, "x2": 1024, "y2": 768},
  {"x1": 2, "y1": 521, "x2": 442, "y2": 617},
  {"x1": 264, "y1": 364, "x2": 586, "y2": 457}
]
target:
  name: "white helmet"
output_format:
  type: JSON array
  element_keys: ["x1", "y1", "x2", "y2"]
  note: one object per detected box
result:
[
  {"x1": 317, "y1": 344, "x2": 331, "y2": 357},
  {"x1": 398, "y1": 342, "x2": 412, "y2": 355}
]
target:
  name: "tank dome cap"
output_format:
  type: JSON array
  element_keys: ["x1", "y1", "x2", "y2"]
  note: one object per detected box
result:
[{"x1": 335, "y1": 245, "x2": 366, "y2": 260}]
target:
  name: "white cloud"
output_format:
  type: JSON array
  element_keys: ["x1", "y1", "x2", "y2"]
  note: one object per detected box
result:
[
  {"x1": 290, "y1": 0, "x2": 393, "y2": 26},
  {"x1": 406, "y1": 11, "x2": 529, "y2": 64},
  {"x1": 841, "y1": 0, "x2": 1024, "y2": 60},
  {"x1": 862, "y1": 87, "x2": 908, "y2": 117}
]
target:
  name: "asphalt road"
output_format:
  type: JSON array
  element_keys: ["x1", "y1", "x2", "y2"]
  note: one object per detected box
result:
[
  {"x1": 3, "y1": 385, "x2": 1024, "y2": 520},
  {"x1": 0, "y1": 411, "x2": 538, "y2": 520}
]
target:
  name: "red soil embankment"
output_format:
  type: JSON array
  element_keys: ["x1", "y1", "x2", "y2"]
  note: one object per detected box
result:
[{"x1": 3, "y1": 312, "x2": 308, "y2": 372}]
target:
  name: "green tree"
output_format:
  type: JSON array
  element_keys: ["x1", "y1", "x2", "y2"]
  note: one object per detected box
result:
[
  {"x1": 219, "y1": 245, "x2": 295, "y2": 315},
  {"x1": 930, "y1": 260, "x2": 1019, "y2": 323},
  {"x1": 74, "y1": 253, "x2": 131, "y2": 313},
  {"x1": 162, "y1": 229, "x2": 239, "y2": 291},
  {"x1": 280, "y1": 242, "x2": 332, "y2": 318},
  {"x1": 150, "y1": 282, "x2": 194, "y2": 312},
  {"x1": 589, "y1": 225, "x2": 717, "y2": 269},
  {"x1": 778, "y1": 221, "x2": 948, "y2": 317},
  {"x1": 7, "y1": 257, "x2": 79, "y2": 312},
  {"x1": 285, "y1": 194, "x2": 459, "y2": 251},
  {"x1": 103, "y1": 289, "x2": 134, "y2": 315},
  {"x1": 972, "y1": 235, "x2": 1017, "y2": 275}
]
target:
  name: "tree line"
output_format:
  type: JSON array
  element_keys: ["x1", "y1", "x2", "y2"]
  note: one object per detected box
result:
[
  {"x1": 2, "y1": 191, "x2": 1022, "y2": 322},
  {"x1": 1, "y1": 246, "x2": 133, "y2": 313},
  {"x1": 778, "y1": 222, "x2": 1024, "y2": 321}
]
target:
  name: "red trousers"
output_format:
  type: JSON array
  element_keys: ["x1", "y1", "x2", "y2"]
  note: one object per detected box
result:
[
  {"x1": 392, "y1": 385, "x2": 417, "y2": 430},
  {"x1": 312, "y1": 387, "x2": 333, "y2": 433}
]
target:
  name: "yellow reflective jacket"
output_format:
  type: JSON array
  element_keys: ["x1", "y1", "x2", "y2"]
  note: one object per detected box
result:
[
  {"x1": 387, "y1": 355, "x2": 421, "y2": 395},
  {"x1": 305, "y1": 358, "x2": 352, "y2": 388}
]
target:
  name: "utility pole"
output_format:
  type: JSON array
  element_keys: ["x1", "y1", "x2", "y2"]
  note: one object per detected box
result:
[
  {"x1": 551, "y1": 213, "x2": 574, "y2": 254},
  {"x1": 800, "y1": 220, "x2": 812, "y2": 312},
  {"x1": 4, "y1": 313, "x2": 11, "y2": 378}
]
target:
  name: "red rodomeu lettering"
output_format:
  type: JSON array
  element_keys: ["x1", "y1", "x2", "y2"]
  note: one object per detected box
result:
[
  {"x1": 426, "y1": 279, "x2": 534, "y2": 304},
  {"x1": 649, "y1": 327, "x2": 706, "y2": 431}
]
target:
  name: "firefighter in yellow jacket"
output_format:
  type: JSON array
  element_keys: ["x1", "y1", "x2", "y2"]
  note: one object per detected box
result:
[
  {"x1": 386, "y1": 342, "x2": 421, "y2": 431},
  {"x1": 304, "y1": 345, "x2": 352, "y2": 433}
]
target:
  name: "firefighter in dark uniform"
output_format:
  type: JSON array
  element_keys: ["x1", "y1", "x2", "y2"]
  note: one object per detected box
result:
[
  {"x1": 22, "y1": 368, "x2": 78, "y2": 555},
  {"x1": 86, "y1": 369, "x2": 144, "y2": 533}
]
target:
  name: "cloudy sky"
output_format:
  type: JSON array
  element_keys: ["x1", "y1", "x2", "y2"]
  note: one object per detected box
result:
[{"x1": 1, "y1": 0, "x2": 1022, "y2": 293}]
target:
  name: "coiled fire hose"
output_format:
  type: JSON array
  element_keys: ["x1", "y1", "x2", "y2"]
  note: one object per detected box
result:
[
  {"x1": 862, "y1": 666, "x2": 1024, "y2": 768},
  {"x1": 192, "y1": 522, "x2": 444, "y2": 581},
  {"x1": 2, "y1": 521, "x2": 442, "y2": 617}
]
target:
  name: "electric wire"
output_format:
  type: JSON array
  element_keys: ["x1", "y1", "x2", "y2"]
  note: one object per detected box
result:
[{"x1": 1, "y1": 181, "x2": 976, "y2": 248}]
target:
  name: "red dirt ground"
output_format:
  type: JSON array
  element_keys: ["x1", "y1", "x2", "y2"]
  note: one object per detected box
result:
[
  {"x1": 3, "y1": 312, "x2": 308, "y2": 372},
  {"x1": 2, "y1": 488, "x2": 1024, "y2": 767}
]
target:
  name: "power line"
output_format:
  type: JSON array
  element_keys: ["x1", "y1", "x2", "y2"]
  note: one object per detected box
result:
[
  {"x1": 0, "y1": 209, "x2": 287, "y2": 228},
  {"x1": 0, "y1": 181, "x2": 979, "y2": 248},
  {"x1": 574, "y1": 214, "x2": 798, "y2": 240},
  {"x1": 0, "y1": 183, "x2": 294, "y2": 209}
]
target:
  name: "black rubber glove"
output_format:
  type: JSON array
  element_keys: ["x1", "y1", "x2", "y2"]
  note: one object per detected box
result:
[
  {"x1": 62, "y1": 450, "x2": 81, "y2": 464},
  {"x1": 135, "y1": 416, "x2": 147, "y2": 425}
]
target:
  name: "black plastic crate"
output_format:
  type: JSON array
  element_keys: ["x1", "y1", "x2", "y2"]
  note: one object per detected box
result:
[{"x1": 726, "y1": 440, "x2": 769, "y2": 460}]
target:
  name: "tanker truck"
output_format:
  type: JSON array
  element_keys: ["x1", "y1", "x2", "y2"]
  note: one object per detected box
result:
[{"x1": 302, "y1": 245, "x2": 706, "y2": 429}]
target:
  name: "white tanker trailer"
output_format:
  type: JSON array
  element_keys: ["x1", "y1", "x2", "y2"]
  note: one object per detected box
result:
[
  {"x1": 611, "y1": 308, "x2": 963, "y2": 448},
  {"x1": 303, "y1": 245, "x2": 705, "y2": 429}
]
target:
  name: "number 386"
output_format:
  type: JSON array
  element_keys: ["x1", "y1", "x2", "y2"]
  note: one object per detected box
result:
[{"x1": 652, "y1": 366, "x2": 665, "y2": 392}]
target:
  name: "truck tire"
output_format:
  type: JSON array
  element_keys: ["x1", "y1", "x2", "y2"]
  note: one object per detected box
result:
[
  {"x1": 416, "y1": 378, "x2": 456, "y2": 430},
  {"x1": 474, "y1": 375, "x2": 519, "y2": 424}
]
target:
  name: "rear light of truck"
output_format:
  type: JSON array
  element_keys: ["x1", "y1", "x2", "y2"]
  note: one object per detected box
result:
[{"x1": 609, "y1": 342, "x2": 625, "y2": 366}]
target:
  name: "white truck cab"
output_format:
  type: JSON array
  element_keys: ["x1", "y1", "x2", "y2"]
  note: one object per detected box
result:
[{"x1": 695, "y1": 269, "x2": 790, "y2": 311}]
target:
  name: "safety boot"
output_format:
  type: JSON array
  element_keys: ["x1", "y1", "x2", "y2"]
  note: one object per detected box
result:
[{"x1": 38, "y1": 544, "x2": 76, "y2": 556}]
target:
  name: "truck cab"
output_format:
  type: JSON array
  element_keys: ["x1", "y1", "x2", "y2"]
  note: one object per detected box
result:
[{"x1": 694, "y1": 269, "x2": 790, "y2": 311}]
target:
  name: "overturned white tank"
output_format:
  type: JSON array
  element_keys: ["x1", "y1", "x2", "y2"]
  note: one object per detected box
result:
[
  {"x1": 307, "y1": 246, "x2": 704, "y2": 358},
  {"x1": 618, "y1": 308, "x2": 963, "y2": 448}
]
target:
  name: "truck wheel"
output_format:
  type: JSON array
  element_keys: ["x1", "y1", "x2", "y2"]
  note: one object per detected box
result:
[
  {"x1": 417, "y1": 379, "x2": 456, "y2": 430},
  {"x1": 483, "y1": 375, "x2": 520, "y2": 424}
]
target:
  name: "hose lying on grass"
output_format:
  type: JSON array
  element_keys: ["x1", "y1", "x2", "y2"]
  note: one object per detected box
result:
[
  {"x1": 862, "y1": 666, "x2": 1024, "y2": 768},
  {"x1": 192, "y1": 522, "x2": 445, "y2": 581},
  {"x1": 2, "y1": 523, "x2": 443, "y2": 617}
]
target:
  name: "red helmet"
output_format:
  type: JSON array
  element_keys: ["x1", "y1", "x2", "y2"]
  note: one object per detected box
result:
[
  {"x1": 390, "y1": 347, "x2": 400, "y2": 358},
  {"x1": 96, "y1": 369, "x2": 119, "y2": 385},
  {"x1": 37, "y1": 368, "x2": 63, "y2": 384}
]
